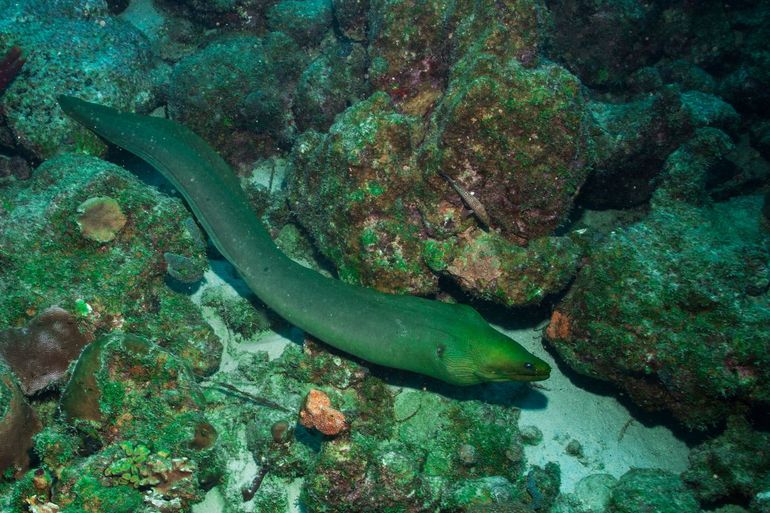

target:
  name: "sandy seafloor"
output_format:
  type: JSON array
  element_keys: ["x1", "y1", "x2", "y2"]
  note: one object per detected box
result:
[{"x1": 190, "y1": 263, "x2": 690, "y2": 512}]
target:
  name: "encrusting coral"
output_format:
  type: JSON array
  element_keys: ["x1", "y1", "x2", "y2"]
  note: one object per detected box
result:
[
  {"x1": 0, "y1": 359, "x2": 41, "y2": 478},
  {"x1": 0, "y1": 307, "x2": 92, "y2": 395},
  {"x1": 75, "y1": 196, "x2": 127, "y2": 243}
]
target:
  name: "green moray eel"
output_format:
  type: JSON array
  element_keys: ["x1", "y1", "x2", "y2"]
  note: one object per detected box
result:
[{"x1": 58, "y1": 96, "x2": 551, "y2": 385}]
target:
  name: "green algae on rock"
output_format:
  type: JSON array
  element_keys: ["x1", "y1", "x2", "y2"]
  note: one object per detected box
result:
[
  {"x1": 422, "y1": 55, "x2": 589, "y2": 242},
  {"x1": 200, "y1": 286, "x2": 273, "y2": 339},
  {"x1": 266, "y1": 0, "x2": 333, "y2": 47},
  {"x1": 290, "y1": 89, "x2": 582, "y2": 303},
  {"x1": 302, "y1": 389, "x2": 540, "y2": 512},
  {"x1": 0, "y1": 1, "x2": 157, "y2": 160},
  {"x1": 0, "y1": 153, "x2": 220, "y2": 375},
  {"x1": 168, "y1": 34, "x2": 306, "y2": 160},
  {"x1": 290, "y1": 92, "x2": 434, "y2": 294},
  {"x1": 32, "y1": 425, "x2": 82, "y2": 479},
  {"x1": 56, "y1": 333, "x2": 220, "y2": 507},
  {"x1": 546, "y1": 193, "x2": 770, "y2": 428},
  {"x1": 367, "y1": 0, "x2": 544, "y2": 111},
  {"x1": 607, "y1": 468, "x2": 700, "y2": 513},
  {"x1": 683, "y1": 416, "x2": 770, "y2": 506},
  {"x1": 290, "y1": 3, "x2": 589, "y2": 304},
  {"x1": 207, "y1": 340, "x2": 542, "y2": 512},
  {"x1": 60, "y1": 333, "x2": 212, "y2": 447},
  {"x1": 293, "y1": 41, "x2": 371, "y2": 132},
  {"x1": 437, "y1": 230, "x2": 580, "y2": 306}
]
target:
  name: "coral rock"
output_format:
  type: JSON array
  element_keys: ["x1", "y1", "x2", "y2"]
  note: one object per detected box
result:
[
  {"x1": 59, "y1": 333, "x2": 212, "y2": 450},
  {"x1": 76, "y1": 196, "x2": 127, "y2": 243},
  {"x1": 299, "y1": 389, "x2": 347, "y2": 436},
  {"x1": 0, "y1": 306, "x2": 92, "y2": 395},
  {"x1": 0, "y1": 359, "x2": 42, "y2": 477},
  {"x1": 546, "y1": 195, "x2": 770, "y2": 428}
]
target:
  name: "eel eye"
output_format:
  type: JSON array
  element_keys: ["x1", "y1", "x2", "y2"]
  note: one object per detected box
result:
[{"x1": 524, "y1": 362, "x2": 534, "y2": 370}]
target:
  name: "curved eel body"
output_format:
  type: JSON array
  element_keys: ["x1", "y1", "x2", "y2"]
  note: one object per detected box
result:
[{"x1": 58, "y1": 96, "x2": 550, "y2": 385}]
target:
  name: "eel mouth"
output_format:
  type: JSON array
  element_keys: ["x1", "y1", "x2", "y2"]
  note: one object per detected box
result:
[{"x1": 474, "y1": 368, "x2": 551, "y2": 383}]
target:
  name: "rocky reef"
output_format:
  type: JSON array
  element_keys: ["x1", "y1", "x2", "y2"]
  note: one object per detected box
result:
[
  {"x1": 0, "y1": 153, "x2": 220, "y2": 375},
  {"x1": 1, "y1": 0, "x2": 769, "y2": 511}
]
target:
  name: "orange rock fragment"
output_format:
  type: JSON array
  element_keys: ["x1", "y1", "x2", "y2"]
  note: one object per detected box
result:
[
  {"x1": 298, "y1": 389, "x2": 347, "y2": 436},
  {"x1": 546, "y1": 310, "x2": 572, "y2": 340}
]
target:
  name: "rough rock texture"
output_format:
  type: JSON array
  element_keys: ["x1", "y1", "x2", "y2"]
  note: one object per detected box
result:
[
  {"x1": 266, "y1": 0, "x2": 333, "y2": 47},
  {"x1": 333, "y1": 0, "x2": 368, "y2": 41},
  {"x1": 0, "y1": 153, "x2": 220, "y2": 375},
  {"x1": 293, "y1": 41, "x2": 371, "y2": 132},
  {"x1": 50, "y1": 333, "x2": 219, "y2": 509},
  {"x1": 286, "y1": 0, "x2": 587, "y2": 303},
  {"x1": 683, "y1": 416, "x2": 770, "y2": 506},
  {"x1": 581, "y1": 86, "x2": 752, "y2": 209},
  {"x1": 549, "y1": 1, "x2": 770, "y2": 213},
  {"x1": 0, "y1": 359, "x2": 41, "y2": 478},
  {"x1": 422, "y1": 55, "x2": 589, "y2": 242},
  {"x1": 159, "y1": 0, "x2": 268, "y2": 28},
  {"x1": 607, "y1": 468, "x2": 700, "y2": 513},
  {"x1": 430, "y1": 230, "x2": 580, "y2": 306},
  {"x1": 580, "y1": 89, "x2": 693, "y2": 209},
  {"x1": 550, "y1": 473, "x2": 617, "y2": 513},
  {"x1": 546, "y1": 0, "x2": 660, "y2": 89},
  {"x1": 289, "y1": 93, "x2": 436, "y2": 293},
  {"x1": 167, "y1": 34, "x2": 306, "y2": 163},
  {"x1": 59, "y1": 333, "x2": 212, "y2": 449},
  {"x1": 546, "y1": 132, "x2": 770, "y2": 428},
  {"x1": 290, "y1": 67, "x2": 586, "y2": 301},
  {"x1": 0, "y1": 0, "x2": 158, "y2": 160},
  {"x1": 0, "y1": 307, "x2": 92, "y2": 395},
  {"x1": 367, "y1": 0, "x2": 544, "y2": 112},
  {"x1": 298, "y1": 365, "x2": 535, "y2": 512}
]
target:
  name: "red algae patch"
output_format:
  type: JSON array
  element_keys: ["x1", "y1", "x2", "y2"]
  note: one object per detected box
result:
[{"x1": 546, "y1": 310, "x2": 572, "y2": 341}]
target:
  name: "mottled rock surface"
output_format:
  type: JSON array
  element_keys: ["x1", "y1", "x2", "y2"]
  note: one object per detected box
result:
[
  {"x1": 0, "y1": 0, "x2": 158, "y2": 159},
  {"x1": 683, "y1": 416, "x2": 770, "y2": 506},
  {"x1": 0, "y1": 153, "x2": 219, "y2": 375},
  {"x1": 547, "y1": 192, "x2": 770, "y2": 428}
]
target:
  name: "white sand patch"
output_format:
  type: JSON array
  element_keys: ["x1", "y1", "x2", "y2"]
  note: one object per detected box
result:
[
  {"x1": 509, "y1": 322, "x2": 690, "y2": 492},
  {"x1": 286, "y1": 478, "x2": 305, "y2": 513}
]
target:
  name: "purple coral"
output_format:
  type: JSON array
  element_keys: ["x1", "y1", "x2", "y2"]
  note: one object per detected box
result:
[
  {"x1": 0, "y1": 46, "x2": 24, "y2": 93},
  {"x1": 0, "y1": 307, "x2": 93, "y2": 395}
]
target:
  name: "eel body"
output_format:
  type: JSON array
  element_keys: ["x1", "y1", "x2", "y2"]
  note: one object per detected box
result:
[{"x1": 58, "y1": 96, "x2": 550, "y2": 385}]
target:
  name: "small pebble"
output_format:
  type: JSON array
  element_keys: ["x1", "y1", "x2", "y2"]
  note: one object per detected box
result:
[
  {"x1": 505, "y1": 444, "x2": 524, "y2": 464},
  {"x1": 520, "y1": 425, "x2": 544, "y2": 446},
  {"x1": 271, "y1": 420, "x2": 293, "y2": 443},
  {"x1": 298, "y1": 389, "x2": 347, "y2": 436},
  {"x1": 565, "y1": 439, "x2": 584, "y2": 458}
]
